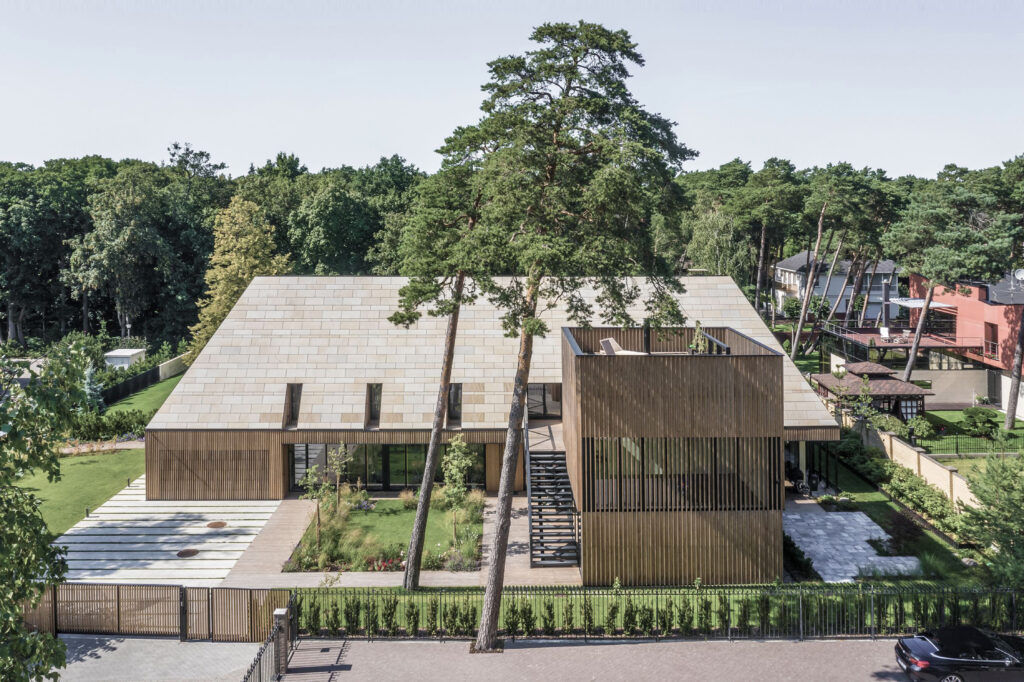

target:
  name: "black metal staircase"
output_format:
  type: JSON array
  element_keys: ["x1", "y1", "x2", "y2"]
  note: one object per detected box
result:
[{"x1": 526, "y1": 437, "x2": 580, "y2": 567}]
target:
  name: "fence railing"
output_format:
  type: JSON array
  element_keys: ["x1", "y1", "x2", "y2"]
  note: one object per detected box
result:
[
  {"x1": 242, "y1": 622, "x2": 281, "y2": 682},
  {"x1": 917, "y1": 432, "x2": 1021, "y2": 456},
  {"x1": 24, "y1": 583, "x2": 1024, "y2": 644},
  {"x1": 22, "y1": 583, "x2": 291, "y2": 642},
  {"x1": 100, "y1": 354, "x2": 186, "y2": 406},
  {"x1": 291, "y1": 585, "x2": 1023, "y2": 641}
]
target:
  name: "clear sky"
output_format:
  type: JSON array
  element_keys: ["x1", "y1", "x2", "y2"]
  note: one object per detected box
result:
[{"x1": 2, "y1": 0, "x2": 1022, "y2": 178}]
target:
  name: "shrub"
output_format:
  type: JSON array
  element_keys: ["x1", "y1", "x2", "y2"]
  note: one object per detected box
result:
[
  {"x1": 962, "y1": 407, "x2": 1000, "y2": 438},
  {"x1": 697, "y1": 595, "x2": 712, "y2": 636},
  {"x1": 399, "y1": 488, "x2": 417, "y2": 510},
  {"x1": 405, "y1": 601, "x2": 420, "y2": 636},
  {"x1": 381, "y1": 595, "x2": 399, "y2": 636},
  {"x1": 783, "y1": 533, "x2": 819, "y2": 580},
  {"x1": 783, "y1": 297, "x2": 802, "y2": 319},
  {"x1": 676, "y1": 597, "x2": 694, "y2": 635},
  {"x1": 520, "y1": 599, "x2": 535, "y2": 636},
  {"x1": 541, "y1": 598, "x2": 556, "y2": 636},
  {"x1": 458, "y1": 599, "x2": 477, "y2": 636},
  {"x1": 871, "y1": 413, "x2": 906, "y2": 437},
  {"x1": 737, "y1": 598, "x2": 752, "y2": 633},
  {"x1": 622, "y1": 596, "x2": 637, "y2": 636},
  {"x1": 638, "y1": 605, "x2": 654, "y2": 637},
  {"x1": 658, "y1": 598, "x2": 674, "y2": 635},
  {"x1": 716, "y1": 595, "x2": 730, "y2": 634},
  {"x1": 343, "y1": 597, "x2": 361, "y2": 635},
  {"x1": 427, "y1": 597, "x2": 439, "y2": 636},
  {"x1": 303, "y1": 594, "x2": 321, "y2": 635},
  {"x1": 907, "y1": 416, "x2": 935, "y2": 440},
  {"x1": 325, "y1": 598, "x2": 341, "y2": 636},
  {"x1": 70, "y1": 408, "x2": 155, "y2": 441},
  {"x1": 443, "y1": 602, "x2": 460, "y2": 635},
  {"x1": 604, "y1": 601, "x2": 619, "y2": 635},
  {"x1": 582, "y1": 595, "x2": 595, "y2": 636},
  {"x1": 563, "y1": 600, "x2": 575, "y2": 634},
  {"x1": 365, "y1": 599, "x2": 379, "y2": 637},
  {"x1": 502, "y1": 599, "x2": 520, "y2": 637},
  {"x1": 881, "y1": 466, "x2": 960, "y2": 536}
]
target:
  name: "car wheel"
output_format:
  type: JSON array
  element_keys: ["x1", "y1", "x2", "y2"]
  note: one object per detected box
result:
[{"x1": 937, "y1": 675, "x2": 963, "y2": 682}]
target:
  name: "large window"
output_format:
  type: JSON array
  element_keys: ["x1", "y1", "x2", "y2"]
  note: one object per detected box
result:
[
  {"x1": 290, "y1": 441, "x2": 486, "y2": 492},
  {"x1": 527, "y1": 383, "x2": 562, "y2": 419},
  {"x1": 284, "y1": 383, "x2": 302, "y2": 429}
]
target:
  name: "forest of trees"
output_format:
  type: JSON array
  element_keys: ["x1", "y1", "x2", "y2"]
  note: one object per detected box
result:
[
  {"x1": 0, "y1": 146, "x2": 422, "y2": 350},
  {"x1": 3, "y1": 142, "x2": 1021, "y2": 360}
]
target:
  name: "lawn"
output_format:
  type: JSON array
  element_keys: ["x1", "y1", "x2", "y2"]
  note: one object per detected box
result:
[
  {"x1": 792, "y1": 350, "x2": 821, "y2": 374},
  {"x1": 920, "y1": 410, "x2": 1024, "y2": 455},
  {"x1": 16, "y1": 449, "x2": 145, "y2": 535},
  {"x1": 106, "y1": 374, "x2": 182, "y2": 414},
  {"x1": 833, "y1": 461, "x2": 977, "y2": 584},
  {"x1": 287, "y1": 493, "x2": 484, "y2": 572},
  {"x1": 935, "y1": 455, "x2": 1019, "y2": 480}
]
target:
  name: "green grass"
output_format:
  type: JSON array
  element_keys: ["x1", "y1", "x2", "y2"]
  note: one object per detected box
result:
[
  {"x1": 920, "y1": 410, "x2": 1024, "y2": 455},
  {"x1": 925, "y1": 410, "x2": 1024, "y2": 434},
  {"x1": 288, "y1": 495, "x2": 484, "y2": 572},
  {"x1": 16, "y1": 449, "x2": 145, "y2": 535},
  {"x1": 106, "y1": 374, "x2": 182, "y2": 414},
  {"x1": 792, "y1": 351, "x2": 821, "y2": 374},
  {"x1": 935, "y1": 455, "x2": 1019, "y2": 480},
  {"x1": 833, "y1": 461, "x2": 977, "y2": 585}
]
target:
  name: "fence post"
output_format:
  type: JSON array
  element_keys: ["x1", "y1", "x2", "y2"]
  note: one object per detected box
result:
[
  {"x1": 798, "y1": 592, "x2": 804, "y2": 641},
  {"x1": 50, "y1": 584, "x2": 58, "y2": 635},
  {"x1": 179, "y1": 586, "x2": 188, "y2": 642},
  {"x1": 273, "y1": 608, "x2": 289, "y2": 677},
  {"x1": 116, "y1": 585, "x2": 121, "y2": 635}
]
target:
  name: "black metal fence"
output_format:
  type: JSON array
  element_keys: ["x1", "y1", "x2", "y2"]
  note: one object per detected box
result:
[
  {"x1": 242, "y1": 622, "x2": 281, "y2": 682},
  {"x1": 918, "y1": 433, "x2": 1021, "y2": 456},
  {"x1": 291, "y1": 585, "x2": 1022, "y2": 641},
  {"x1": 101, "y1": 366, "x2": 161, "y2": 405}
]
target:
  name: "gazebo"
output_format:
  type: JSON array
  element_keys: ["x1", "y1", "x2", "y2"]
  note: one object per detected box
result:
[{"x1": 810, "y1": 361, "x2": 934, "y2": 421}]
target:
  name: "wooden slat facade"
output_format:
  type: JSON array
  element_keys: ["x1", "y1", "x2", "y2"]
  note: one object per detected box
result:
[
  {"x1": 145, "y1": 428, "x2": 517, "y2": 500},
  {"x1": 562, "y1": 327, "x2": 786, "y2": 586}
]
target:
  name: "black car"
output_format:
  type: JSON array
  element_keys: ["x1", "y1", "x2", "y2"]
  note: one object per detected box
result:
[{"x1": 895, "y1": 625, "x2": 1024, "y2": 681}]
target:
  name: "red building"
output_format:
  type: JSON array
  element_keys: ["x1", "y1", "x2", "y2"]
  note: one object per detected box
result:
[
  {"x1": 909, "y1": 273, "x2": 1024, "y2": 419},
  {"x1": 908, "y1": 273, "x2": 1023, "y2": 372}
]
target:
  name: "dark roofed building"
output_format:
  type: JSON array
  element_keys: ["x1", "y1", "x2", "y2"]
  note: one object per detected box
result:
[
  {"x1": 773, "y1": 250, "x2": 901, "y2": 320},
  {"x1": 811, "y1": 360, "x2": 933, "y2": 421}
]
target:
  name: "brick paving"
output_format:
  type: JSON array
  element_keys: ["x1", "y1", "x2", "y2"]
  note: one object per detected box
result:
[
  {"x1": 59, "y1": 634, "x2": 259, "y2": 681},
  {"x1": 281, "y1": 638, "x2": 905, "y2": 681}
]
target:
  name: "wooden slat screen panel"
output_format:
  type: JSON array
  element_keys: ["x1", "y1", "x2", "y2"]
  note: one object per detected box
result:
[
  {"x1": 117, "y1": 585, "x2": 180, "y2": 636},
  {"x1": 21, "y1": 586, "x2": 54, "y2": 634},
  {"x1": 562, "y1": 326, "x2": 785, "y2": 586},
  {"x1": 146, "y1": 428, "x2": 508, "y2": 500}
]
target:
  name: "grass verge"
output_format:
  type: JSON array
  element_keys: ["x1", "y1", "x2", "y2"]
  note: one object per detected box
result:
[
  {"x1": 16, "y1": 448, "x2": 145, "y2": 535},
  {"x1": 106, "y1": 374, "x2": 182, "y2": 414}
]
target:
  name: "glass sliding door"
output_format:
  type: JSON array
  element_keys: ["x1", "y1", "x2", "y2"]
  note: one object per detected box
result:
[
  {"x1": 366, "y1": 445, "x2": 384, "y2": 490},
  {"x1": 406, "y1": 445, "x2": 425, "y2": 489}
]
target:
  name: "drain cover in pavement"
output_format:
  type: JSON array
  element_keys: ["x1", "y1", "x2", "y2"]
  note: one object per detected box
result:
[
  {"x1": 206, "y1": 521, "x2": 227, "y2": 528},
  {"x1": 177, "y1": 548, "x2": 199, "y2": 558}
]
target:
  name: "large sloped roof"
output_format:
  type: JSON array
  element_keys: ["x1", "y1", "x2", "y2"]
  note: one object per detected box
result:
[
  {"x1": 149, "y1": 276, "x2": 838, "y2": 438},
  {"x1": 775, "y1": 250, "x2": 900, "y2": 276}
]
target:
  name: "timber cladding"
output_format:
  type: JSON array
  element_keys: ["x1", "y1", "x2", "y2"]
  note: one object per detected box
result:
[
  {"x1": 145, "y1": 428, "x2": 508, "y2": 500},
  {"x1": 562, "y1": 327, "x2": 785, "y2": 586}
]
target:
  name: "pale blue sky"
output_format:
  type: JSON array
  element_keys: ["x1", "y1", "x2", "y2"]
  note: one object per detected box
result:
[{"x1": 2, "y1": 0, "x2": 1022, "y2": 177}]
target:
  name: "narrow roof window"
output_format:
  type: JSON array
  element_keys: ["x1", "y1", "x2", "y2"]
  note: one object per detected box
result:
[
  {"x1": 366, "y1": 383, "x2": 382, "y2": 428},
  {"x1": 447, "y1": 383, "x2": 462, "y2": 428},
  {"x1": 283, "y1": 383, "x2": 302, "y2": 429}
]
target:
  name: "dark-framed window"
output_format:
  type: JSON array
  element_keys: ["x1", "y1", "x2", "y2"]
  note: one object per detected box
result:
[
  {"x1": 527, "y1": 383, "x2": 562, "y2": 419},
  {"x1": 284, "y1": 383, "x2": 302, "y2": 429},
  {"x1": 447, "y1": 383, "x2": 463, "y2": 427},
  {"x1": 366, "y1": 383, "x2": 382, "y2": 428}
]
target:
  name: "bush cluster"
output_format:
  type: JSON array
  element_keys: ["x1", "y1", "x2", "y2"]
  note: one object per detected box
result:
[{"x1": 68, "y1": 408, "x2": 155, "y2": 441}]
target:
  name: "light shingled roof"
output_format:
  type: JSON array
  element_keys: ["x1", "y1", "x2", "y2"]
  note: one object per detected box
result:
[{"x1": 149, "y1": 276, "x2": 838, "y2": 439}]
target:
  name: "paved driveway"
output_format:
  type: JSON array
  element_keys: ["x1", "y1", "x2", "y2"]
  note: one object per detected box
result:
[
  {"x1": 57, "y1": 476, "x2": 279, "y2": 586},
  {"x1": 59, "y1": 634, "x2": 259, "y2": 682},
  {"x1": 282, "y1": 638, "x2": 906, "y2": 681}
]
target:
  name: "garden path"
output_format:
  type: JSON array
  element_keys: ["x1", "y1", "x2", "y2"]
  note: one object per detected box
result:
[{"x1": 783, "y1": 497, "x2": 920, "y2": 582}]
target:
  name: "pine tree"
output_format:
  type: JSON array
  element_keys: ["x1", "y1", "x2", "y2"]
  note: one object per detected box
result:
[{"x1": 185, "y1": 198, "x2": 291, "y2": 364}]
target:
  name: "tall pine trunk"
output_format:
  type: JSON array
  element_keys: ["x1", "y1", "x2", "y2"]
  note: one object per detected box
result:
[
  {"x1": 475, "y1": 286, "x2": 537, "y2": 651},
  {"x1": 801, "y1": 231, "x2": 845, "y2": 354},
  {"x1": 403, "y1": 273, "x2": 465, "y2": 589},
  {"x1": 857, "y1": 260, "x2": 880, "y2": 327},
  {"x1": 81, "y1": 289, "x2": 90, "y2": 333},
  {"x1": 8, "y1": 302, "x2": 17, "y2": 345},
  {"x1": 843, "y1": 260, "x2": 867, "y2": 326},
  {"x1": 902, "y1": 286, "x2": 934, "y2": 383},
  {"x1": 790, "y1": 202, "x2": 828, "y2": 360},
  {"x1": 1005, "y1": 309, "x2": 1024, "y2": 430},
  {"x1": 753, "y1": 223, "x2": 767, "y2": 315}
]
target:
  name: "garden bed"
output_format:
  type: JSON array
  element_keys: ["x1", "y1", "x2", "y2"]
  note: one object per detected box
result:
[{"x1": 285, "y1": 488, "x2": 485, "y2": 572}]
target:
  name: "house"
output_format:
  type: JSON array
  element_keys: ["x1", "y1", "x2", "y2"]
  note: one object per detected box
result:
[
  {"x1": 773, "y1": 250, "x2": 900, "y2": 320},
  {"x1": 810, "y1": 361, "x2": 933, "y2": 421},
  {"x1": 146, "y1": 276, "x2": 839, "y2": 585},
  {"x1": 822, "y1": 272, "x2": 1023, "y2": 415},
  {"x1": 104, "y1": 348, "x2": 146, "y2": 369}
]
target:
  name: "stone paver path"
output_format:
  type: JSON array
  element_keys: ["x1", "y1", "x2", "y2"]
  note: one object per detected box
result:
[
  {"x1": 783, "y1": 497, "x2": 920, "y2": 582},
  {"x1": 57, "y1": 476, "x2": 279, "y2": 586}
]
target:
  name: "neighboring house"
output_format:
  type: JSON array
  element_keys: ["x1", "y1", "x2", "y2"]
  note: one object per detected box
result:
[
  {"x1": 810, "y1": 361, "x2": 933, "y2": 421},
  {"x1": 821, "y1": 272, "x2": 1024, "y2": 415},
  {"x1": 104, "y1": 348, "x2": 146, "y2": 369},
  {"x1": 773, "y1": 250, "x2": 900, "y2": 320},
  {"x1": 146, "y1": 276, "x2": 839, "y2": 585}
]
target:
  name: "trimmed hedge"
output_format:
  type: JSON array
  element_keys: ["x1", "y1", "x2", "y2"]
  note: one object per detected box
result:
[{"x1": 69, "y1": 408, "x2": 155, "y2": 441}]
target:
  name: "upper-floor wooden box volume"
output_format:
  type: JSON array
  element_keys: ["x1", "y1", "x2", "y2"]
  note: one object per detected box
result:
[{"x1": 560, "y1": 326, "x2": 785, "y2": 586}]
